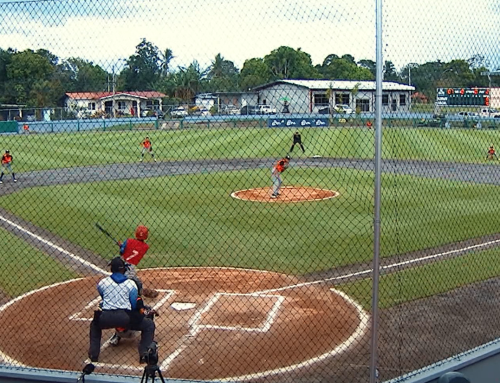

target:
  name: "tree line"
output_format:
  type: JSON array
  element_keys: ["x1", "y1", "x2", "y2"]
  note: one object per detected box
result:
[{"x1": 0, "y1": 38, "x2": 495, "y2": 109}]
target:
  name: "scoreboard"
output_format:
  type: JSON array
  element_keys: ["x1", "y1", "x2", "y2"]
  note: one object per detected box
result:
[{"x1": 436, "y1": 87, "x2": 490, "y2": 106}]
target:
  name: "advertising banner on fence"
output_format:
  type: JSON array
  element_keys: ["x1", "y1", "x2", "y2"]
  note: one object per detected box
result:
[{"x1": 268, "y1": 117, "x2": 329, "y2": 128}]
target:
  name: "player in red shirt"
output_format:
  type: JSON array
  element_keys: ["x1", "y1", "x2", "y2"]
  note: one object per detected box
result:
[
  {"x1": 140, "y1": 136, "x2": 157, "y2": 162},
  {"x1": 109, "y1": 225, "x2": 158, "y2": 347},
  {"x1": 0, "y1": 150, "x2": 16, "y2": 184},
  {"x1": 118, "y1": 225, "x2": 157, "y2": 298}
]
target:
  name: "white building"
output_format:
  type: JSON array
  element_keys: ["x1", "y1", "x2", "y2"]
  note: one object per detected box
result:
[
  {"x1": 252, "y1": 79, "x2": 415, "y2": 114},
  {"x1": 65, "y1": 91, "x2": 166, "y2": 118}
]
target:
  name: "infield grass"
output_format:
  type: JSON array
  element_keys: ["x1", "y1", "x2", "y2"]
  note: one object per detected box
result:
[{"x1": 1, "y1": 168, "x2": 499, "y2": 275}]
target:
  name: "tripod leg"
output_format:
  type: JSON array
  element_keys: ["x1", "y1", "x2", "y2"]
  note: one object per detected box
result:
[{"x1": 157, "y1": 369, "x2": 166, "y2": 383}]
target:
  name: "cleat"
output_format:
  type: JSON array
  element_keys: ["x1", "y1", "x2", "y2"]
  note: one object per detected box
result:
[
  {"x1": 109, "y1": 333, "x2": 121, "y2": 346},
  {"x1": 270, "y1": 194, "x2": 277, "y2": 199},
  {"x1": 13, "y1": 179, "x2": 17, "y2": 183}
]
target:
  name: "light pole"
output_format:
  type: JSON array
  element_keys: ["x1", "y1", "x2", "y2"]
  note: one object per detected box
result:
[{"x1": 408, "y1": 62, "x2": 418, "y2": 86}]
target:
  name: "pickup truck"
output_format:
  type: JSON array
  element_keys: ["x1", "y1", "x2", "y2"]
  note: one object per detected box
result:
[{"x1": 479, "y1": 108, "x2": 500, "y2": 118}]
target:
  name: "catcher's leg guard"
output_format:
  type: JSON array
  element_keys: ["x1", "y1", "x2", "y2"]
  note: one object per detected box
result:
[{"x1": 142, "y1": 288, "x2": 159, "y2": 298}]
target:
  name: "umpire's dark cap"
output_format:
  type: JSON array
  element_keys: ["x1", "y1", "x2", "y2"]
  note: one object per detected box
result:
[{"x1": 109, "y1": 257, "x2": 126, "y2": 272}]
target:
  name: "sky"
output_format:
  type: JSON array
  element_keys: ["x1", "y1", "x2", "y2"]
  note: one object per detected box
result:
[{"x1": 0, "y1": 0, "x2": 499, "y2": 74}]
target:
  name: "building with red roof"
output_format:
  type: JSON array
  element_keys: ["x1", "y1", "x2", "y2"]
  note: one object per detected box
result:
[{"x1": 65, "y1": 91, "x2": 166, "y2": 118}]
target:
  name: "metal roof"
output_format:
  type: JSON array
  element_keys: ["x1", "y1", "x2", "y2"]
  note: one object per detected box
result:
[{"x1": 253, "y1": 79, "x2": 415, "y2": 91}]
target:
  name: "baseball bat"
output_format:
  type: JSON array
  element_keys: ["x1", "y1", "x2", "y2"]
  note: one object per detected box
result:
[{"x1": 95, "y1": 222, "x2": 120, "y2": 246}]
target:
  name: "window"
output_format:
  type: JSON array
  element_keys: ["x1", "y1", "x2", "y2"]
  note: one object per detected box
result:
[
  {"x1": 314, "y1": 93, "x2": 329, "y2": 106},
  {"x1": 118, "y1": 101, "x2": 126, "y2": 110},
  {"x1": 399, "y1": 94, "x2": 406, "y2": 106},
  {"x1": 382, "y1": 95, "x2": 389, "y2": 106},
  {"x1": 335, "y1": 94, "x2": 350, "y2": 105},
  {"x1": 356, "y1": 99, "x2": 370, "y2": 112},
  {"x1": 146, "y1": 100, "x2": 160, "y2": 108},
  {"x1": 87, "y1": 102, "x2": 96, "y2": 110}
]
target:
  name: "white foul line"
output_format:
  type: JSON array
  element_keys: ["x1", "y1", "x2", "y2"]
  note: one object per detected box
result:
[{"x1": 0, "y1": 214, "x2": 107, "y2": 275}]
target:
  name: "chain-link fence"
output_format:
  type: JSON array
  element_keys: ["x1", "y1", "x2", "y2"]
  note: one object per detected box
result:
[{"x1": 0, "y1": 1, "x2": 500, "y2": 382}]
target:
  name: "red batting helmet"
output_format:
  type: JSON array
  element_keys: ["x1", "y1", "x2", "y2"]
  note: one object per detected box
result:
[{"x1": 135, "y1": 225, "x2": 149, "y2": 240}]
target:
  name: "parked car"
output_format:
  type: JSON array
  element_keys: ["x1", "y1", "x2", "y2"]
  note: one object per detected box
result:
[
  {"x1": 170, "y1": 106, "x2": 188, "y2": 118},
  {"x1": 334, "y1": 104, "x2": 354, "y2": 114},
  {"x1": 192, "y1": 106, "x2": 211, "y2": 117},
  {"x1": 141, "y1": 109, "x2": 164, "y2": 118},
  {"x1": 240, "y1": 105, "x2": 258, "y2": 115},
  {"x1": 478, "y1": 108, "x2": 500, "y2": 118},
  {"x1": 256, "y1": 105, "x2": 277, "y2": 115},
  {"x1": 224, "y1": 105, "x2": 240, "y2": 115},
  {"x1": 317, "y1": 107, "x2": 331, "y2": 115},
  {"x1": 456, "y1": 111, "x2": 478, "y2": 118}
]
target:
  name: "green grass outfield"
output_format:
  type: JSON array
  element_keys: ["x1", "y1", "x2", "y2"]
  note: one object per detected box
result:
[
  {"x1": 0, "y1": 126, "x2": 499, "y2": 305},
  {"x1": 0, "y1": 126, "x2": 498, "y2": 172}
]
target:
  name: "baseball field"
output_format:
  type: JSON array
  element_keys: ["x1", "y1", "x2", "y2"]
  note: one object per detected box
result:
[{"x1": 0, "y1": 124, "x2": 499, "y2": 381}]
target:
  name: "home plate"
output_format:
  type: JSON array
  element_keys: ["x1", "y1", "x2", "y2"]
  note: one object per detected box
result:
[{"x1": 171, "y1": 302, "x2": 196, "y2": 311}]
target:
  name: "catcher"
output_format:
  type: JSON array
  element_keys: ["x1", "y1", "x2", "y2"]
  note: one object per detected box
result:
[
  {"x1": 271, "y1": 155, "x2": 290, "y2": 198},
  {"x1": 486, "y1": 145, "x2": 498, "y2": 160},
  {"x1": 140, "y1": 136, "x2": 157, "y2": 162}
]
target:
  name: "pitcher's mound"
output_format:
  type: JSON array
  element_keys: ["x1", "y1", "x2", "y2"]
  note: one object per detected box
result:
[{"x1": 231, "y1": 186, "x2": 339, "y2": 203}]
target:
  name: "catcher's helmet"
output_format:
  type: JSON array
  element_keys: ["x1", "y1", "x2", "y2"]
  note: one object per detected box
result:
[
  {"x1": 109, "y1": 257, "x2": 126, "y2": 273},
  {"x1": 135, "y1": 225, "x2": 149, "y2": 240}
]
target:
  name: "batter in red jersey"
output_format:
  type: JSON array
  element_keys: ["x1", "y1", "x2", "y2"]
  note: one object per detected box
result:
[{"x1": 118, "y1": 225, "x2": 158, "y2": 298}]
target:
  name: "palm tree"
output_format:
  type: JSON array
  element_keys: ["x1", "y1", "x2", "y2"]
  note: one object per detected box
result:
[{"x1": 160, "y1": 48, "x2": 174, "y2": 77}]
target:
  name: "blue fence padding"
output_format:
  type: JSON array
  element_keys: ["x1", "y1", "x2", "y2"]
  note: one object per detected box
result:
[{"x1": 16, "y1": 117, "x2": 157, "y2": 134}]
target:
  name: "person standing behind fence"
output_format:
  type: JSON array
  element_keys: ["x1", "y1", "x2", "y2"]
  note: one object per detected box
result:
[
  {"x1": 289, "y1": 131, "x2": 305, "y2": 153},
  {"x1": 0, "y1": 150, "x2": 16, "y2": 184},
  {"x1": 140, "y1": 136, "x2": 157, "y2": 162}
]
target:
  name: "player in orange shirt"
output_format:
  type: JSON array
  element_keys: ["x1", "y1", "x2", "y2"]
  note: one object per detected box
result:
[
  {"x1": 271, "y1": 155, "x2": 290, "y2": 198},
  {"x1": 0, "y1": 150, "x2": 16, "y2": 184},
  {"x1": 140, "y1": 136, "x2": 157, "y2": 162},
  {"x1": 486, "y1": 145, "x2": 498, "y2": 160}
]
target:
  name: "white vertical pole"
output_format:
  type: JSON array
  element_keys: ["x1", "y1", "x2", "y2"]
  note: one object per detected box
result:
[{"x1": 370, "y1": 0, "x2": 383, "y2": 382}]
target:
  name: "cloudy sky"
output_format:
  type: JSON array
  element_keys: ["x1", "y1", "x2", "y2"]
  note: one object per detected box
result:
[{"x1": 0, "y1": 0, "x2": 499, "y2": 73}]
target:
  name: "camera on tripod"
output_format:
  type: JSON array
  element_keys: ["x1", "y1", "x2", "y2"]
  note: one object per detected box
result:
[
  {"x1": 144, "y1": 341, "x2": 159, "y2": 365},
  {"x1": 141, "y1": 341, "x2": 165, "y2": 383}
]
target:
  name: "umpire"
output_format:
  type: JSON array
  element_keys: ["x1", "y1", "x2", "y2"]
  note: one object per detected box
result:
[
  {"x1": 88, "y1": 257, "x2": 155, "y2": 363},
  {"x1": 290, "y1": 131, "x2": 305, "y2": 153}
]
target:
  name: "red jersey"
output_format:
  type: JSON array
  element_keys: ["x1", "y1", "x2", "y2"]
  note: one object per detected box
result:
[
  {"x1": 1, "y1": 154, "x2": 12, "y2": 164},
  {"x1": 119, "y1": 238, "x2": 150, "y2": 265},
  {"x1": 488, "y1": 147, "x2": 495, "y2": 155},
  {"x1": 141, "y1": 139, "x2": 152, "y2": 149}
]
